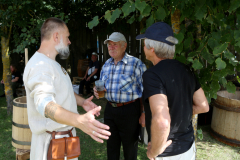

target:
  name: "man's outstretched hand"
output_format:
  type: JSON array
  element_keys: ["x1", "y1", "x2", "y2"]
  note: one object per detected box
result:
[{"x1": 77, "y1": 106, "x2": 111, "y2": 143}]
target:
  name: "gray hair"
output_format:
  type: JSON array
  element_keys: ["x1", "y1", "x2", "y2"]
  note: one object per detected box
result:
[
  {"x1": 107, "y1": 41, "x2": 127, "y2": 48},
  {"x1": 145, "y1": 36, "x2": 178, "y2": 59}
]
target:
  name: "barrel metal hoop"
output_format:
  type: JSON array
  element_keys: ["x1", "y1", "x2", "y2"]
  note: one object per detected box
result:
[
  {"x1": 12, "y1": 121, "x2": 30, "y2": 129},
  {"x1": 13, "y1": 101, "x2": 27, "y2": 108},
  {"x1": 214, "y1": 102, "x2": 240, "y2": 113},
  {"x1": 12, "y1": 138, "x2": 31, "y2": 146},
  {"x1": 211, "y1": 129, "x2": 240, "y2": 146}
]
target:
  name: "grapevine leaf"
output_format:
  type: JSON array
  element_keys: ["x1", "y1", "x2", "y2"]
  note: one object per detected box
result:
[
  {"x1": 213, "y1": 43, "x2": 228, "y2": 56},
  {"x1": 215, "y1": 58, "x2": 226, "y2": 70},
  {"x1": 88, "y1": 16, "x2": 99, "y2": 29},
  {"x1": 192, "y1": 59, "x2": 203, "y2": 70},
  {"x1": 226, "y1": 82, "x2": 236, "y2": 93}
]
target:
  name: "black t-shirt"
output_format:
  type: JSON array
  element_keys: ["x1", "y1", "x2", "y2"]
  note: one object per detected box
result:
[
  {"x1": 142, "y1": 59, "x2": 201, "y2": 157},
  {"x1": 88, "y1": 60, "x2": 101, "y2": 79},
  {"x1": 12, "y1": 71, "x2": 23, "y2": 85}
]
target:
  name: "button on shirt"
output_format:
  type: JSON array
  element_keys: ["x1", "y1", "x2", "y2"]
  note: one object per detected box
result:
[{"x1": 100, "y1": 53, "x2": 147, "y2": 103}]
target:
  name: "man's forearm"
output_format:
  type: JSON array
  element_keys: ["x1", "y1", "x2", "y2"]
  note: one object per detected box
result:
[
  {"x1": 74, "y1": 92, "x2": 85, "y2": 106},
  {"x1": 45, "y1": 101, "x2": 79, "y2": 127},
  {"x1": 193, "y1": 104, "x2": 208, "y2": 115},
  {"x1": 150, "y1": 116, "x2": 170, "y2": 157},
  {"x1": 12, "y1": 77, "x2": 19, "y2": 82},
  {"x1": 88, "y1": 69, "x2": 98, "y2": 78}
]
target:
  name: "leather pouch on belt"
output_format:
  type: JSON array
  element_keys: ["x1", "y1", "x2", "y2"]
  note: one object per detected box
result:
[{"x1": 47, "y1": 128, "x2": 81, "y2": 160}]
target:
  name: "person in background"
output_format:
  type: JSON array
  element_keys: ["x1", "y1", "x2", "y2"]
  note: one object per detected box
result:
[
  {"x1": 136, "y1": 22, "x2": 209, "y2": 160},
  {"x1": 23, "y1": 17, "x2": 110, "y2": 160},
  {"x1": 94, "y1": 32, "x2": 147, "y2": 160},
  {"x1": 79, "y1": 52, "x2": 100, "y2": 97},
  {"x1": 0, "y1": 64, "x2": 23, "y2": 97}
]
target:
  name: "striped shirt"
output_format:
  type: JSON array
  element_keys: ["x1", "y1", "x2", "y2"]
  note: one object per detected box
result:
[{"x1": 100, "y1": 53, "x2": 147, "y2": 103}]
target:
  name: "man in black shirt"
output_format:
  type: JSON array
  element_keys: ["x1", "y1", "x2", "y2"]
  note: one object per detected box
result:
[
  {"x1": 1, "y1": 64, "x2": 23, "y2": 97},
  {"x1": 79, "y1": 52, "x2": 101, "y2": 96},
  {"x1": 136, "y1": 22, "x2": 209, "y2": 160}
]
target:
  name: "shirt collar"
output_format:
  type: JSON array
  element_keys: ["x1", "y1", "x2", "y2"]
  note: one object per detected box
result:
[{"x1": 109, "y1": 52, "x2": 128, "y2": 64}]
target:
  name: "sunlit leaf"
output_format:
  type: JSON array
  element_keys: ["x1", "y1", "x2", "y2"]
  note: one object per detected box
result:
[
  {"x1": 135, "y1": 0, "x2": 147, "y2": 13},
  {"x1": 127, "y1": 15, "x2": 135, "y2": 24},
  {"x1": 201, "y1": 48, "x2": 215, "y2": 64},
  {"x1": 154, "y1": 6, "x2": 166, "y2": 20},
  {"x1": 208, "y1": 38, "x2": 220, "y2": 50},
  {"x1": 110, "y1": 8, "x2": 122, "y2": 23},
  {"x1": 104, "y1": 10, "x2": 112, "y2": 23},
  {"x1": 146, "y1": 15, "x2": 154, "y2": 28},
  {"x1": 213, "y1": 43, "x2": 228, "y2": 56},
  {"x1": 192, "y1": 59, "x2": 203, "y2": 70},
  {"x1": 224, "y1": 50, "x2": 238, "y2": 66},
  {"x1": 215, "y1": 58, "x2": 226, "y2": 70},
  {"x1": 226, "y1": 82, "x2": 236, "y2": 93},
  {"x1": 142, "y1": 4, "x2": 151, "y2": 17},
  {"x1": 174, "y1": 32, "x2": 184, "y2": 43},
  {"x1": 219, "y1": 77, "x2": 227, "y2": 88},
  {"x1": 122, "y1": 2, "x2": 135, "y2": 17},
  {"x1": 88, "y1": 16, "x2": 99, "y2": 29}
]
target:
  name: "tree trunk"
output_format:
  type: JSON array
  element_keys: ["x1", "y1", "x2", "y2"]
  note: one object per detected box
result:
[
  {"x1": 171, "y1": 9, "x2": 180, "y2": 34},
  {"x1": 1, "y1": 22, "x2": 13, "y2": 115}
]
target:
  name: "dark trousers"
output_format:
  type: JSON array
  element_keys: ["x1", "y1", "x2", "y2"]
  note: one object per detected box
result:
[
  {"x1": 78, "y1": 76, "x2": 96, "y2": 94},
  {"x1": 104, "y1": 99, "x2": 141, "y2": 160}
]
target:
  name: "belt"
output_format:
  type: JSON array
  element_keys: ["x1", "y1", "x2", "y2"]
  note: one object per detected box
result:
[
  {"x1": 109, "y1": 98, "x2": 139, "y2": 107},
  {"x1": 46, "y1": 128, "x2": 73, "y2": 136}
]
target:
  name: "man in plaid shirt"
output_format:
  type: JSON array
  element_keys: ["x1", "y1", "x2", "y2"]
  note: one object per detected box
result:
[{"x1": 94, "y1": 32, "x2": 147, "y2": 160}]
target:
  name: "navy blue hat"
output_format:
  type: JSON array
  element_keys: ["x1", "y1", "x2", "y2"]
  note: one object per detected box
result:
[{"x1": 136, "y1": 22, "x2": 175, "y2": 46}]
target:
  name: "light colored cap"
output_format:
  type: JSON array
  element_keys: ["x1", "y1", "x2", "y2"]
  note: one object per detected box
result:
[
  {"x1": 104, "y1": 32, "x2": 127, "y2": 44},
  {"x1": 92, "y1": 52, "x2": 98, "y2": 56}
]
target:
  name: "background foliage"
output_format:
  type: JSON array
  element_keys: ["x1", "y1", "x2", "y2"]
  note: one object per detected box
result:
[{"x1": 89, "y1": 0, "x2": 240, "y2": 102}]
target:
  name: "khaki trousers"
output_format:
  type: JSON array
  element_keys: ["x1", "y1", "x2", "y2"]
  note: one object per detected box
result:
[{"x1": 155, "y1": 142, "x2": 196, "y2": 160}]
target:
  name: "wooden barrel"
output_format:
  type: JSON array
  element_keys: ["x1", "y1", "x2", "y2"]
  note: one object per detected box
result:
[
  {"x1": 12, "y1": 96, "x2": 32, "y2": 149},
  {"x1": 211, "y1": 91, "x2": 240, "y2": 147},
  {"x1": 77, "y1": 59, "x2": 89, "y2": 77}
]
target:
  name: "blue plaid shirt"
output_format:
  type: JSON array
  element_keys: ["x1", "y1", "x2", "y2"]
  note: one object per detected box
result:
[{"x1": 100, "y1": 53, "x2": 147, "y2": 103}]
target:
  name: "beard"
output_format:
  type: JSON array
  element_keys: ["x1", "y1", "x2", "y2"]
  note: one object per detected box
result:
[{"x1": 55, "y1": 38, "x2": 70, "y2": 59}]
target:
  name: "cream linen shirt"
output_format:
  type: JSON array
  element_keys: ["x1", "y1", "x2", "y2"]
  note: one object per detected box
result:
[{"x1": 23, "y1": 52, "x2": 78, "y2": 160}]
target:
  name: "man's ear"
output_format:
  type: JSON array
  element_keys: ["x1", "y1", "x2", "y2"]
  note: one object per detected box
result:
[
  {"x1": 52, "y1": 32, "x2": 59, "y2": 43},
  {"x1": 150, "y1": 47, "x2": 155, "y2": 53}
]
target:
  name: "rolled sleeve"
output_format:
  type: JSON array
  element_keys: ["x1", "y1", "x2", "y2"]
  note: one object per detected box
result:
[{"x1": 26, "y1": 67, "x2": 56, "y2": 118}]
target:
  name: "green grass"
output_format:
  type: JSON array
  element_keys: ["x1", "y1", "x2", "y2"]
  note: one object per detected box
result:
[
  {"x1": 0, "y1": 97, "x2": 16, "y2": 160},
  {"x1": 0, "y1": 95, "x2": 240, "y2": 159},
  {"x1": 196, "y1": 125, "x2": 240, "y2": 160}
]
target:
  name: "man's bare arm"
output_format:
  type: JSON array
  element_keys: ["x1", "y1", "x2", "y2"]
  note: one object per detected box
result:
[
  {"x1": 45, "y1": 102, "x2": 58, "y2": 121},
  {"x1": 193, "y1": 88, "x2": 209, "y2": 115},
  {"x1": 12, "y1": 77, "x2": 19, "y2": 82},
  {"x1": 44, "y1": 101, "x2": 110, "y2": 143},
  {"x1": 139, "y1": 98, "x2": 145, "y2": 127},
  {"x1": 74, "y1": 92, "x2": 85, "y2": 106},
  {"x1": 147, "y1": 94, "x2": 172, "y2": 159},
  {"x1": 88, "y1": 68, "x2": 98, "y2": 79}
]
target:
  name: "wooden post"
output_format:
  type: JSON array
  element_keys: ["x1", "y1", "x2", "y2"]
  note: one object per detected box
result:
[{"x1": 25, "y1": 48, "x2": 28, "y2": 66}]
